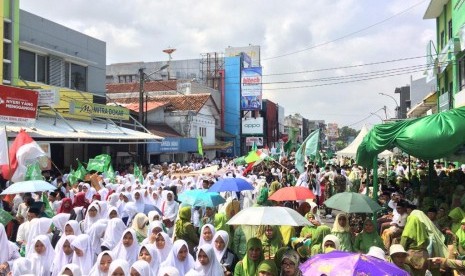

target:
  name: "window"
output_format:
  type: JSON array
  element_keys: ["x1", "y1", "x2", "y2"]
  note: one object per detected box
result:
[
  {"x1": 448, "y1": 20, "x2": 453, "y2": 40},
  {"x1": 65, "y1": 62, "x2": 87, "y2": 91},
  {"x1": 3, "y1": 63, "x2": 11, "y2": 83},
  {"x1": 199, "y1": 127, "x2": 207, "y2": 137},
  {"x1": 459, "y1": 57, "x2": 465, "y2": 91},
  {"x1": 118, "y1": 75, "x2": 136, "y2": 83},
  {"x1": 3, "y1": 21, "x2": 11, "y2": 40},
  {"x1": 19, "y1": 49, "x2": 48, "y2": 83},
  {"x1": 440, "y1": 30, "x2": 445, "y2": 48}
]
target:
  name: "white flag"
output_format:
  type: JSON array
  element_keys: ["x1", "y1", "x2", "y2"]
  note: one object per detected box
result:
[{"x1": 0, "y1": 127, "x2": 8, "y2": 165}]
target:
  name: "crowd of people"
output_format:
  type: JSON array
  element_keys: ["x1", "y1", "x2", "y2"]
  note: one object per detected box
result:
[{"x1": 1, "y1": 155, "x2": 465, "y2": 275}]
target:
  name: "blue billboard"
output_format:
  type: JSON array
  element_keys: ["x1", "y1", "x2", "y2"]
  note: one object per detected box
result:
[{"x1": 241, "y1": 67, "x2": 262, "y2": 110}]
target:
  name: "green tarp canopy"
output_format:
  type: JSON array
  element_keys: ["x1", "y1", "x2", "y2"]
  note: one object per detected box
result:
[{"x1": 356, "y1": 106, "x2": 465, "y2": 168}]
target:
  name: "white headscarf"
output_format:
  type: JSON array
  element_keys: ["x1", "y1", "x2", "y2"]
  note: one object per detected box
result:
[
  {"x1": 123, "y1": 202, "x2": 138, "y2": 226},
  {"x1": 107, "y1": 206, "x2": 120, "y2": 219},
  {"x1": 130, "y1": 259, "x2": 153, "y2": 276},
  {"x1": 71, "y1": 234, "x2": 95, "y2": 275},
  {"x1": 26, "y1": 217, "x2": 53, "y2": 257},
  {"x1": 95, "y1": 201, "x2": 109, "y2": 219},
  {"x1": 51, "y1": 235, "x2": 76, "y2": 276},
  {"x1": 81, "y1": 202, "x2": 102, "y2": 233},
  {"x1": 108, "y1": 259, "x2": 130, "y2": 275},
  {"x1": 212, "y1": 230, "x2": 229, "y2": 262},
  {"x1": 131, "y1": 213, "x2": 149, "y2": 239},
  {"x1": 157, "y1": 266, "x2": 180, "y2": 276},
  {"x1": 139, "y1": 244, "x2": 160, "y2": 275},
  {"x1": 161, "y1": 240, "x2": 195, "y2": 275},
  {"x1": 59, "y1": 263, "x2": 83, "y2": 276},
  {"x1": 332, "y1": 213, "x2": 350, "y2": 233},
  {"x1": 64, "y1": 220, "x2": 82, "y2": 236},
  {"x1": 199, "y1": 224, "x2": 216, "y2": 247},
  {"x1": 322, "y1": 234, "x2": 341, "y2": 251},
  {"x1": 11, "y1": 257, "x2": 32, "y2": 275},
  {"x1": 30, "y1": 235, "x2": 55, "y2": 276},
  {"x1": 133, "y1": 190, "x2": 146, "y2": 213},
  {"x1": 83, "y1": 183, "x2": 95, "y2": 201},
  {"x1": 148, "y1": 210, "x2": 162, "y2": 222},
  {"x1": 52, "y1": 213, "x2": 71, "y2": 233},
  {"x1": 87, "y1": 219, "x2": 108, "y2": 255},
  {"x1": 0, "y1": 224, "x2": 18, "y2": 264},
  {"x1": 155, "y1": 232, "x2": 173, "y2": 261},
  {"x1": 102, "y1": 218, "x2": 127, "y2": 250},
  {"x1": 88, "y1": 250, "x2": 114, "y2": 276},
  {"x1": 107, "y1": 193, "x2": 120, "y2": 208},
  {"x1": 162, "y1": 191, "x2": 179, "y2": 222},
  {"x1": 192, "y1": 244, "x2": 225, "y2": 276},
  {"x1": 112, "y1": 229, "x2": 140, "y2": 265}
]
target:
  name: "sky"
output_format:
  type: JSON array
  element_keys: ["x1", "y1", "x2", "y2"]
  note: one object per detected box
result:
[{"x1": 20, "y1": 0, "x2": 436, "y2": 130}]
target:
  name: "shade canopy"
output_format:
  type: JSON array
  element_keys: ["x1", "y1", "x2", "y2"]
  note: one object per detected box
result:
[
  {"x1": 337, "y1": 125, "x2": 393, "y2": 159},
  {"x1": 356, "y1": 107, "x2": 465, "y2": 168}
]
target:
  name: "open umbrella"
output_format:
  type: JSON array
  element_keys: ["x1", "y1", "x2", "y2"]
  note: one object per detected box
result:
[
  {"x1": 227, "y1": 206, "x2": 312, "y2": 226},
  {"x1": 268, "y1": 186, "x2": 315, "y2": 201},
  {"x1": 1, "y1": 180, "x2": 56, "y2": 195},
  {"x1": 300, "y1": 251, "x2": 409, "y2": 276},
  {"x1": 143, "y1": 204, "x2": 162, "y2": 216},
  {"x1": 178, "y1": 189, "x2": 225, "y2": 207},
  {"x1": 324, "y1": 192, "x2": 382, "y2": 213},
  {"x1": 208, "y1": 178, "x2": 254, "y2": 193}
]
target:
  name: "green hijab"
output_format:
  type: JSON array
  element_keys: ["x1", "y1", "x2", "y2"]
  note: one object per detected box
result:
[
  {"x1": 402, "y1": 212, "x2": 428, "y2": 247},
  {"x1": 214, "y1": 212, "x2": 229, "y2": 234},
  {"x1": 448, "y1": 207, "x2": 465, "y2": 233},
  {"x1": 256, "y1": 187, "x2": 269, "y2": 206},
  {"x1": 255, "y1": 260, "x2": 278, "y2": 276},
  {"x1": 261, "y1": 225, "x2": 282, "y2": 260},
  {"x1": 241, "y1": 237, "x2": 264, "y2": 276},
  {"x1": 274, "y1": 247, "x2": 289, "y2": 271},
  {"x1": 269, "y1": 181, "x2": 280, "y2": 196},
  {"x1": 175, "y1": 206, "x2": 191, "y2": 234},
  {"x1": 354, "y1": 218, "x2": 384, "y2": 253},
  {"x1": 456, "y1": 218, "x2": 465, "y2": 248}
]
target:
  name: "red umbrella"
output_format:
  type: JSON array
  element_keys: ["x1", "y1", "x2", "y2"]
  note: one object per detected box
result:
[{"x1": 268, "y1": 186, "x2": 316, "y2": 201}]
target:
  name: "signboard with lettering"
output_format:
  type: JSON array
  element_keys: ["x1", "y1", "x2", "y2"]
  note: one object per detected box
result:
[
  {"x1": 225, "y1": 45, "x2": 261, "y2": 67},
  {"x1": 36, "y1": 89, "x2": 59, "y2": 107},
  {"x1": 245, "y1": 137, "x2": 264, "y2": 146},
  {"x1": 242, "y1": 117, "x2": 264, "y2": 135},
  {"x1": 70, "y1": 101, "x2": 130, "y2": 120},
  {"x1": 0, "y1": 85, "x2": 38, "y2": 123},
  {"x1": 241, "y1": 67, "x2": 262, "y2": 111}
]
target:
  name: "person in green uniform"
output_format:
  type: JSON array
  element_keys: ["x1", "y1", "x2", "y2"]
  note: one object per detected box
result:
[
  {"x1": 174, "y1": 206, "x2": 199, "y2": 256},
  {"x1": 400, "y1": 210, "x2": 429, "y2": 276},
  {"x1": 354, "y1": 218, "x2": 385, "y2": 254},
  {"x1": 310, "y1": 225, "x2": 331, "y2": 256},
  {"x1": 261, "y1": 225, "x2": 284, "y2": 260},
  {"x1": 331, "y1": 213, "x2": 353, "y2": 252},
  {"x1": 234, "y1": 237, "x2": 264, "y2": 276},
  {"x1": 448, "y1": 207, "x2": 465, "y2": 234},
  {"x1": 256, "y1": 259, "x2": 279, "y2": 276}
]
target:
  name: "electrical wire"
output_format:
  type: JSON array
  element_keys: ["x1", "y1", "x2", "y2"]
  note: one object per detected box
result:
[{"x1": 263, "y1": 0, "x2": 428, "y2": 60}]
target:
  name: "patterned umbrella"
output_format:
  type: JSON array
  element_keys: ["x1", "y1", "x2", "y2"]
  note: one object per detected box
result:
[{"x1": 300, "y1": 251, "x2": 409, "y2": 276}]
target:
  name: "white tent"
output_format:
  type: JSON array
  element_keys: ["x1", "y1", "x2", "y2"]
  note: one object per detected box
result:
[{"x1": 337, "y1": 125, "x2": 393, "y2": 159}]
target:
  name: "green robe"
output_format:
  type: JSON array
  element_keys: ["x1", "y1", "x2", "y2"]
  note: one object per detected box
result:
[
  {"x1": 310, "y1": 225, "x2": 331, "y2": 256},
  {"x1": 332, "y1": 231, "x2": 353, "y2": 252},
  {"x1": 234, "y1": 238, "x2": 264, "y2": 276}
]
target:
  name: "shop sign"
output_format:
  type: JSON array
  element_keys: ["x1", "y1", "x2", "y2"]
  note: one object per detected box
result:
[
  {"x1": 242, "y1": 117, "x2": 263, "y2": 135},
  {"x1": 0, "y1": 85, "x2": 38, "y2": 123},
  {"x1": 70, "y1": 101, "x2": 130, "y2": 120}
]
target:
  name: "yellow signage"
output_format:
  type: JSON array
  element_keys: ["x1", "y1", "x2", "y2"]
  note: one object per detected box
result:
[{"x1": 70, "y1": 101, "x2": 130, "y2": 120}]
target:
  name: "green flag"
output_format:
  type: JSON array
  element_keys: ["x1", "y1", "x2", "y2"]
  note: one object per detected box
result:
[
  {"x1": 42, "y1": 192, "x2": 55, "y2": 218},
  {"x1": 134, "y1": 163, "x2": 141, "y2": 178},
  {"x1": 105, "y1": 164, "x2": 116, "y2": 183},
  {"x1": 295, "y1": 129, "x2": 320, "y2": 173},
  {"x1": 252, "y1": 141, "x2": 257, "y2": 151},
  {"x1": 75, "y1": 160, "x2": 87, "y2": 180},
  {"x1": 25, "y1": 162, "x2": 44, "y2": 181},
  {"x1": 67, "y1": 166, "x2": 78, "y2": 185},
  {"x1": 0, "y1": 208, "x2": 13, "y2": 226},
  {"x1": 245, "y1": 150, "x2": 260, "y2": 164},
  {"x1": 94, "y1": 154, "x2": 111, "y2": 171},
  {"x1": 197, "y1": 136, "x2": 204, "y2": 156},
  {"x1": 86, "y1": 158, "x2": 106, "y2": 172}
]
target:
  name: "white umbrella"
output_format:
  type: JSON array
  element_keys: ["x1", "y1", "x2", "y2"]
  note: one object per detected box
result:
[
  {"x1": 1, "y1": 180, "x2": 56, "y2": 195},
  {"x1": 227, "y1": 206, "x2": 312, "y2": 226}
]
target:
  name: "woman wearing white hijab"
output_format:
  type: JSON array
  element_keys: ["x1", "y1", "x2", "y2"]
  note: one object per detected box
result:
[
  {"x1": 198, "y1": 224, "x2": 215, "y2": 247},
  {"x1": 107, "y1": 206, "x2": 120, "y2": 219},
  {"x1": 87, "y1": 220, "x2": 108, "y2": 255},
  {"x1": 161, "y1": 190, "x2": 179, "y2": 236},
  {"x1": 30, "y1": 235, "x2": 55, "y2": 276},
  {"x1": 51, "y1": 235, "x2": 76, "y2": 276},
  {"x1": 131, "y1": 213, "x2": 149, "y2": 243},
  {"x1": 150, "y1": 191, "x2": 163, "y2": 210},
  {"x1": 10, "y1": 257, "x2": 32, "y2": 275},
  {"x1": 107, "y1": 259, "x2": 130, "y2": 276},
  {"x1": 64, "y1": 220, "x2": 82, "y2": 236},
  {"x1": 88, "y1": 250, "x2": 113, "y2": 276},
  {"x1": 102, "y1": 218, "x2": 127, "y2": 251},
  {"x1": 71, "y1": 234, "x2": 95, "y2": 275},
  {"x1": 157, "y1": 266, "x2": 180, "y2": 276},
  {"x1": 130, "y1": 260, "x2": 153, "y2": 276},
  {"x1": 138, "y1": 244, "x2": 160, "y2": 275},
  {"x1": 82, "y1": 183, "x2": 95, "y2": 201},
  {"x1": 161, "y1": 240, "x2": 195, "y2": 275},
  {"x1": 26, "y1": 217, "x2": 53, "y2": 257},
  {"x1": 112, "y1": 229, "x2": 140, "y2": 265},
  {"x1": 95, "y1": 201, "x2": 109, "y2": 219},
  {"x1": 0, "y1": 224, "x2": 20, "y2": 271},
  {"x1": 123, "y1": 202, "x2": 138, "y2": 227},
  {"x1": 155, "y1": 232, "x2": 173, "y2": 262},
  {"x1": 52, "y1": 213, "x2": 71, "y2": 234},
  {"x1": 188, "y1": 244, "x2": 224, "y2": 276},
  {"x1": 142, "y1": 221, "x2": 165, "y2": 245},
  {"x1": 147, "y1": 210, "x2": 162, "y2": 223},
  {"x1": 59, "y1": 263, "x2": 83, "y2": 276},
  {"x1": 107, "y1": 193, "x2": 120, "y2": 208},
  {"x1": 212, "y1": 230, "x2": 237, "y2": 274},
  {"x1": 80, "y1": 202, "x2": 101, "y2": 233},
  {"x1": 133, "y1": 190, "x2": 145, "y2": 213}
]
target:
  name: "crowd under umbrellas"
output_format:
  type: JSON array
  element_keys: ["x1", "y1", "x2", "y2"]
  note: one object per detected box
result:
[{"x1": 0, "y1": 155, "x2": 431, "y2": 276}]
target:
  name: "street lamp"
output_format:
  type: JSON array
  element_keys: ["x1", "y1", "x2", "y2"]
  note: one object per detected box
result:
[
  {"x1": 379, "y1": 92, "x2": 399, "y2": 119},
  {"x1": 138, "y1": 64, "x2": 169, "y2": 164}
]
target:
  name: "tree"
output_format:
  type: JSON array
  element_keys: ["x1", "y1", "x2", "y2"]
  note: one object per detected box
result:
[{"x1": 339, "y1": 126, "x2": 359, "y2": 145}]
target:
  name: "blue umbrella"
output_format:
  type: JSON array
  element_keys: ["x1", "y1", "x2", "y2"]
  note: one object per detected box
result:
[
  {"x1": 208, "y1": 178, "x2": 254, "y2": 193},
  {"x1": 1, "y1": 180, "x2": 56, "y2": 195},
  {"x1": 178, "y1": 189, "x2": 225, "y2": 207},
  {"x1": 143, "y1": 204, "x2": 162, "y2": 216}
]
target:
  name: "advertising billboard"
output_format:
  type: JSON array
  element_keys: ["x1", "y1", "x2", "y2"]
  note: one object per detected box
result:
[
  {"x1": 225, "y1": 45, "x2": 261, "y2": 67},
  {"x1": 69, "y1": 101, "x2": 130, "y2": 120},
  {"x1": 242, "y1": 117, "x2": 264, "y2": 135},
  {"x1": 326, "y1": 123, "x2": 339, "y2": 138},
  {"x1": 0, "y1": 85, "x2": 38, "y2": 123},
  {"x1": 245, "y1": 137, "x2": 264, "y2": 146},
  {"x1": 241, "y1": 67, "x2": 262, "y2": 111}
]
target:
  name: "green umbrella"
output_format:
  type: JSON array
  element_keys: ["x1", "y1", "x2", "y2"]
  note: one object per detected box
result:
[{"x1": 324, "y1": 192, "x2": 382, "y2": 214}]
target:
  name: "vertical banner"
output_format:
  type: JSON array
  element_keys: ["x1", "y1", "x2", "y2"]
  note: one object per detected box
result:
[{"x1": 241, "y1": 67, "x2": 262, "y2": 110}]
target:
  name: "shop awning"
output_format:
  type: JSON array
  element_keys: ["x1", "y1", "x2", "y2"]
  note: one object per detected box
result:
[
  {"x1": 203, "y1": 140, "x2": 234, "y2": 150},
  {"x1": 407, "y1": 92, "x2": 437, "y2": 118},
  {"x1": 0, "y1": 116, "x2": 163, "y2": 143},
  {"x1": 215, "y1": 128, "x2": 236, "y2": 138}
]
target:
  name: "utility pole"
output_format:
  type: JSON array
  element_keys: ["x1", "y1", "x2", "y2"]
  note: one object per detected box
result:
[
  {"x1": 138, "y1": 68, "x2": 145, "y2": 125},
  {"x1": 383, "y1": 105, "x2": 387, "y2": 120}
]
